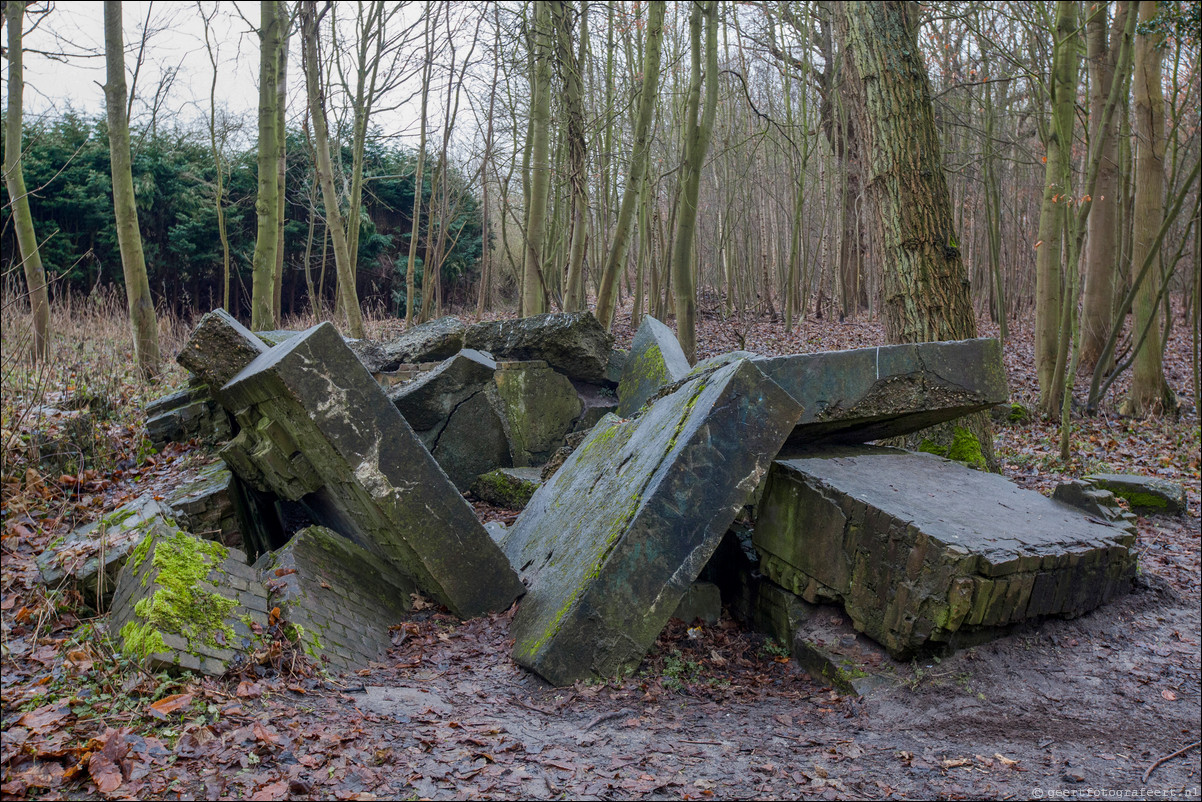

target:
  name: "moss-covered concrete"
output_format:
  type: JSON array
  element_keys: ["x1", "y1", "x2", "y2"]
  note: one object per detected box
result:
[
  {"x1": 1082, "y1": 473, "x2": 1187, "y2": 515},
  {"x1": 109, "y1": 526, "x2": 268, "y2": 676},
  {"x1": 501, "y1": 358, "x2": 803, "y2": 686},
  {"x1": 471, "y1": 468, "x2": 543, "y2": 510},
  {"x1": 616, "y1": 316, "x2": 691, "y2": 418}
]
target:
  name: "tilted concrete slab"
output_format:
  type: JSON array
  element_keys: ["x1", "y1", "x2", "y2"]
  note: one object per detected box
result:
[
  {"x1": 751, "y1": 338, "x2": 1007, "y2": 446},
  {"x1": 754, "y1": 446, "x2": 1137, "y2": 658},
  {"x1": 501, "y1": 358, "x2": 803, "y2": 685},
  {"x1": 218, "y1": 322, "x2": 524, "y2": 619},
  {"x1": 176, "y1": 309, "x2": 269, "y2": 406},
  {"x1": 464, "y1": 312, "x2": 614, "y2": 383}
]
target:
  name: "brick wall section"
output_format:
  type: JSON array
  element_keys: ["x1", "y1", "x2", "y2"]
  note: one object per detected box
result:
[
  {"x1": 109, "y1": 528, "x2": 269, "y2": 676},
  {"x1": 255, "y1": 526, "x2": 416, "y2": 673}
]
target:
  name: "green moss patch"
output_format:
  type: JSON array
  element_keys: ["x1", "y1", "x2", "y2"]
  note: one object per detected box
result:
[{"x1": 120, "y1": 531, "x2": 237, "y2": 660}]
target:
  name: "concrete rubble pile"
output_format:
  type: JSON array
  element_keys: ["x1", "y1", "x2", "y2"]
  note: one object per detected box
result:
[{"x1": 40, "y1": 309, "x2": 1165, "y2": 687}]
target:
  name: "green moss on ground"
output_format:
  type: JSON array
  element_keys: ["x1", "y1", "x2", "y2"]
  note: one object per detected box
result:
[{"x1": 920, "y1": 426, "x2": 987, "y2": 470}]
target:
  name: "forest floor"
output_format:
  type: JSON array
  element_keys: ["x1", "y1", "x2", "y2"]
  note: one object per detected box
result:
[{"x1": 1, "y1": 296, "x2": 1199, "y2": 801}]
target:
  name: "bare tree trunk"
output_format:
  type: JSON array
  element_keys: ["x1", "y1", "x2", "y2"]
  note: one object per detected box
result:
[
  {"x1": 103, "y1": 0, "x2": 160, "y2": 377},
  {"x1": 251, "y1": 0, "x2": 282, "y2": 331},
  {"x1": 522, "y1": 0, "x2": 552, "y2": 317},
  {"x1": 300, "y1": 0, "x2": 364, "y2": 337},
  {"x1": 670, "y1": 0, "x2": 718, "y2": 362},
  {"x1": 595, "y1": 0, "x2": 664, "y2": 329},
  {"x1": 1080, "y1": 2, "x2": 1130, "y2": 372},
  {"x1": 3, "y1": 0, "x2": 51, "y2": 363},
  {"x1": 273, "y1": 15, "x2": 290, "y2": 323},
  {"x1": 406, "y1": 6, "x2": 433, "y2": 327},
  {"x1": 557, "y1": 0, "x2": 590, "y2": 313},
  {"x1": 1123, "y1": 0, "x2": 1173, "y2": 416},
  {"x1": 835, "y1": 1, "x2": 994, "y2": 468}
]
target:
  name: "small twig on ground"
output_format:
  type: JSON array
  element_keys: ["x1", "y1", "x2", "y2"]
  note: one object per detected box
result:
[
  {"x1": 1142, "y1": 740, "x2": 1201, "y2": 783},
  {"x1": 583, "y1": 708, "x2": 632, "y2": 732}
]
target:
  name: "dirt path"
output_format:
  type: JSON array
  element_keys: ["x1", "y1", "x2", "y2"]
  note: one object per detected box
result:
[{"x1": 113, "y1": 513, "x2": 1196, "y2": 801}]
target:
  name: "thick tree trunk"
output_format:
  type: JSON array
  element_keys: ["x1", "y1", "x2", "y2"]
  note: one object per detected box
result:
[
  {"x1": 300, "y1": 0, "x2": 364, "y2": 337},
  {"x1": 596, "y1": 0, "x2": 665, "y2": 329},
  {"x1": 251, "y1": 0, "x2": 282, "y2": 331},
  {"x1": 522, "y1": 0, "x2": 552, "y2": 317},
  {"x1": 4, "y1": 0, "x2": 51, "y2": 363},
  {"x1": 1080, "y1": 2, "x2": 1129, "y2": 373},
  {"x1": 835, "y1": 1, "x2": 994, "y2": 468},
  {"x1": 1123, "y1": 0, "x2": 1173, "y2": 416},
  {"x1": 103, "y1": 1, "x2": 160, "y2": 378}
]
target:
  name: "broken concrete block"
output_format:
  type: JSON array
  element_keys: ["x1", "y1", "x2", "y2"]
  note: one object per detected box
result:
[
  {"x1": 176, "y1": 309, "x2": 269, "y2": 406},
  {"x1": 431, "y1": 387, "x2": 513, "y2": 491},
  {"x1": 1082, "y1": 473, "x2": 1187, "y2": 515},
  {"x1": 501, "y1": 358, "x2": 803, "y2": 685},
  {"x1": 464, "y1": 312, "x2": 614, "y2": 383},
  {"x1": 389, "y1": 349, "x2": 497, "y2": 433},
  {"x1": 616, "y1": 316, "x2": 691, "y2": 418},
  {"x1": 163, "y1": 462, "x2": 281, "y2": 554},
  {"x1": 219, "y1": 322, "x2": 524, "y2": 618},
  {"x1": 751, "y1": 338, "x2": 1007, "y2": 446},
  {"x1": 494, "y1": 361, "x2": 583, "y2": 466},
  {"x1": 38, "y1": 496, "x2": 177, "y2": 610},
  {"x1": 754, "y1": 446, "x2": 1138, "y2": 658},
  {"x1": 255, "y1": 526, "x2": 416, "y2": 672},
  {"x1": 145, "y1": 384, "x2": 231, "y2": 447},
  {"x1": 1052, "y1": 480, "x2": 1137, "y2": 534},
  {"x1": 471, "y1": 467, "x2": 543, "y2": 510},
  {"x1": 111, "y1": 527, "x2": 268, "y2": 676},
  {"x1": 379, "y1": 316, "x2": 466, "y2": 370}
]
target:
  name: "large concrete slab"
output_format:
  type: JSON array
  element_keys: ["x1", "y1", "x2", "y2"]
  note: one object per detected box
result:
[
  {"x1": 255, "y1": 526, "x2": 417, "y2": 672},
  {"x1": 501, "y1": 358, "x2": 803, "y2": 685},
  {"x1": 751, "y1": 338, "x2": 1006, "y2": 446},
  {"x1": 218, "y1": 322, "x2": 524, "y2": 619},
  {"x1": 464, "y1": 312, "x2": 614, "y2": 383},
  {"x1": 754, "y1": 446, "x2": 1138, "y2": 658},
  {"x1": 616, "y1": 316, "x2": 691, "y2": 418},
  {"x1": 494, "y1": 361, "x2": 582, "y2": 466}
]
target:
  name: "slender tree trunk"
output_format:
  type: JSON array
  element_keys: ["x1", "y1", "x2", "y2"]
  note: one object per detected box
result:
[
  {"x1": 596, "y1": 0, "x2": 665, "y2": 329},
  {"x1": 273, "y1": 16, "x2": 290, "y2": 323},
  {"x1": 557, "y1": 0, "x2": 590, "y2": 313},
  {"x1": 1123, "y1": 0, "x2": 1173, "y2": 416},
  {"x1": 251, "y1": 0, "x2": 282, "y2": 330},
  {"x1": 670, "y1": 0, "x2": 718, "y2": 362},
  {"x1": 406, "y1": 7, "x2": 432, "y2": 327},
  {"x1": 836, "y1": 1, "x2": 994, "y2": 468},
  {"x1": 103, "y1": 1, "x2": 160, "y2": 377},
  {"x1": 300, "y1": 0, "x2": 364, "y2": 337},
  {"x1": 1033, "y1": 1, "x2": 1079, "y2": 414},
  {"x1": 4, "y1": 0, "x2": 51, "y2": 363},
  {"x1": 522, "y1": 0, "x2": 553, "y2": 317}
]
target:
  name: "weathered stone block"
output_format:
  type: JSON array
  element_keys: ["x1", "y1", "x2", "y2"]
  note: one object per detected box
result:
[
  {"x1": 38, "y1": 496, "x2": 176, "y2": 610},
  {"x1": 433, "y1": 387, "x2": 512, "y2": 491},
  {"x1": 1082, "y1": 473, "x2": 1187, "y2": 515},
  {"x1": 176, "y1": 309, "x2": 268, "y2": 406},
  {"x1": 110, "y1": 527, "x2": 268, "y2": 676},
  {"x1": 219, "y1": 322, "x2": 524, "y2": 618},
  {"x1": 1052, "y1": 480, "x2": 1138, "y2": 534},
  {"x1": 471, "y1": 467, "x2": 543, "y2": 510},
  {"x1": 754, "y1": 446, "x2": 1138, "y2": 658},
  {"x1": 379, "y1": 316, "x2": 467, "y2": 369},
  {"x1": 494, "y1": 361, "x2": 582, "y2": 466},
  {"x1": 751, "y1": 338, "x2": 1007, "y2": 446},
  {"x1": 501, "y1": 358, "x2": 803, "y2": 685},
  {"x1": 464, "y1": 312, "x2": 613, "y2": 383},
  {"x1": 255, "y1": 526, "x2": 416, "y2": 672},
  {"x1": 145, "y1": 384, "x2": 231, "y2": 447},
  {"x1": 616, "y1": 316, "x2": 691, "y2": 417},
  {"x1": 389, "y1": 349, "x2": 497, "y2": 432}
]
